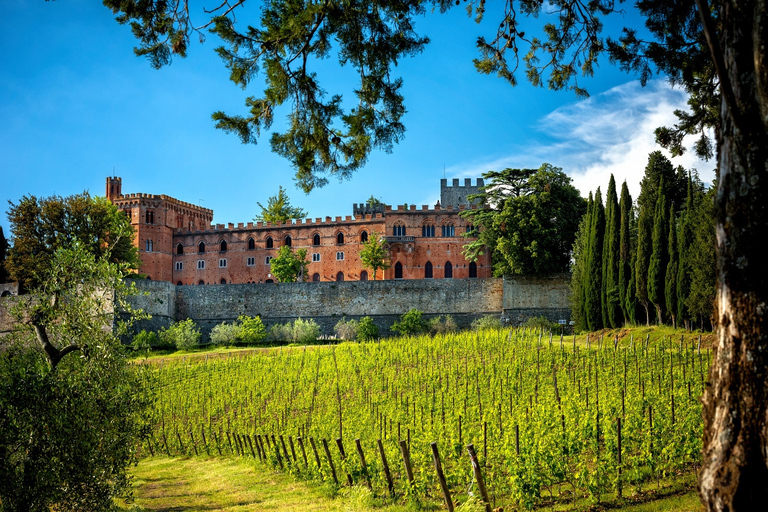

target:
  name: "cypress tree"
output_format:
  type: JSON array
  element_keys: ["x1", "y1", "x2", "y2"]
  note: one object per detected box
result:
[
  {"x1": 618, "y1": 182, "x2": 633, "y2": 324},
  {"x1": 665, "y1": 204, "x2": 679, "y2": 328},
  {"x1": 648, "y1": 176, "x2": 669, "y2": 325},
  {"x1": 602, "y1": 175, "x2": 621, "y2": 328},
  {"x1": 569, "y1": 200, "x2": 592, "y2": 332},
  {"x1": 676, "y1": 175, "x2": 694, "y2": 330},
  {"x1": 585, "y1": 188, "x2": 605, "y2": 331},
  {"x1": 0, "y1": 226, "x2": 8, "y2": 284},
  {"x1": 635, "y1": 204, "x2": 653, "y2": 325},
  {"x1": 625, "y1": 248, "x2": 638, "y2": 325}
]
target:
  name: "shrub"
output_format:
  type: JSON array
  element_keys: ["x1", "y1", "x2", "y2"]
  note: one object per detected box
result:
[
  {"x1": 210, "y1": 322, "x2": 242, "y2": 346},
  {"x1": 523, "y1": 315, "x2": 561, "y2": 333},
  {"x1": 334, "y1": 318, "x2": 359, "y2": 340},
  {"x1": 471, "y1": 315, "x2": 502, "y2": 331},
  {"x1": 391, "y1": 309, "x2": 428, "y2": 336},
  {"x1": 160, "y1": 318, "x2": 201, "y2": 350},
  {"x1": 293, "y1": 317, "x2": 320, "y2": 343},
  {"x1": 130, "y1": 329, "x2": 158, "y2": 353},
  {"x1": 237, "y1": 315, "x2": 267, "y2": 344},
  {"x1": 270, "y1": 323, "x2": 293, "y2": 342},
  {"x1": 428, "y1": 315, "x2": 458, "y2": 335},
  {"x1": 357, "y1": 316, "x2": 379, "y2": 341}
]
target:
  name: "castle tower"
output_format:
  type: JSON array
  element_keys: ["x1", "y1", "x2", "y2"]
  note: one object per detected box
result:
[
  {"x1": 106, "y1": 176, "x2": 122, "y2": 201},
  {"x1": 440, "y1": 178, "x2": 485, "y2": 208}
]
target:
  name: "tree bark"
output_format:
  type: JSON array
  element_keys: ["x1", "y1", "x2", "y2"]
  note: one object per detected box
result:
[{"x1": 699, "y1": 1, "x2": 768, "y2": 509}]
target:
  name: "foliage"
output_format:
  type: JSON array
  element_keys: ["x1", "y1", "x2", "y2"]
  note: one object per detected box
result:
[
  {"x1": 356, "y1": 316, "x2": 379, "y2": 341},
  {"x1": 647, "y1": 178, "x2": 669, "y2": 325},
  {"x1": 237, "y1": 315, "x2": 268, "y2": 344},
  {"x1": 569, "y1": 195, "x2": 591, "y2": 332},
  {"x1": 334, "y1": 318, "x2": 358, "y2": 341},
  {"x1": 522, "y1": 316, "x2": 560, "y2": 333},
  {"x1": 618, "y1": 182, "x2": 634, "y2": 324},
  {"x1": 602, "y1": 176, "x2": 621, "y2": 328},
  {"x1": 131, "y1": 329, "x2": 160, "y2": 354},
  {"x1": 359, "y1": 232, "x2": 390, "y2": 280},
  {"x1": 0, "y1": 242, "x2": 151, "y2": 511},
  {"x1": 270, "y1": 245, "x2": 310, "y2": 283},
  {"x1": 210, "y1": 321, "x2": 242, "y2": 346},
  {"x1": 665, "y1": 204, "x2": 679, "y2": 328},
  {"x1": 686, "y1": 185, "x2": 716, "y2": 329},
  {"x1": 5, "y1": 192, "x2": 139, "y2": 290},
  {"x1": 471, "y1": 315, "x2": 502, "y2": 331},
  {"x1": 0, "y1": 226, "x2": 8, "y2": 283},
  {"x1": 461, "y1": 164, "x2": 586, "y2": 276},
  {"x1": 160, "y1": 319, "x2": 201, "y2": 350},
  {"x1": 428, "y1": 315, "x2": 458, "y2": 335},
  {"x1": 390, "y1": 308, "x2": 428, "y2": 336},
  {"x1": 365, "y1": 196, "x2": 382, "y2": 208},
  {"x1": 254, "y1": 186, "x2": 307, "y2": 224},
  {"x1": 270, "y1": 317, "x2": 321, "y2": 343},
  {"x1": 584, "y1": 189, "x2": 605, "y2": 331}
]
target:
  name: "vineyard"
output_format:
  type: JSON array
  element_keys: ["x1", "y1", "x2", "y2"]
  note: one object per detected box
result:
[{"x1": 141, "y1": 328, "x2": 710, "y2": 510}]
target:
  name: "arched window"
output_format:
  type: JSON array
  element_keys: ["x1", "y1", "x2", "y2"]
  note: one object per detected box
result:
[
  {"x1": 360, "y1": 270, "x2": 368, "y2": 281},
  {"x1": 284, "y1": 235, "x2": 292, "y2": 247},
  {"x1": 220, "y1": 240, "x2": 227, "y2": 252},
  {"x1": 424, "y1": 261, "x2": 433, "y2": 278},
  {"x1": 176, "y1": 243, "x2": 184, "y2": 255},
  {"x1": 360, "y1": 231, "x2": 368, "y2": 243},
  {"x1": 266, "y1": 236, "x2": 273, "y2": 248},
  {"x1": 393, "y1": 223, "x2": 406, "y2": 236},
  {"x1": 145, "y1": 210, "x2": 154, "y2": 224},
  {"x1": 265, "y1": 279, "x2": 274, "y2": 283},
  {"x1": 198, "y1": 241, "x2": 205, "y2": 253},
  {"x1": 469, "y1": 261, "x2": 477, "y2": 278},
  {"x1": 336, "y1": 271, "x2": 345, "y2": 282},
  {"x1": 220, "y1": 278, "x2": 227, "y2": 285},
  {"x1": 422, "y1": 224, "x2": 435, "y2": 237},
  {"x1": 313, "y1": 233, "x2": 321, "y2": 246},
  {"x1": 312, "y1": 273, "x2": 321, "y2": 282},
  {"x1": 176, "y1": 281, "x2": 183, "y2": 286},
  {"x1": 248, "y1": 238, "x2": 256, "y2": 250},
  {"x1": 198, "y1": 280, "x2": 205, "y2": 285},
  {"x1": 145, "y1": 240, "x2": 153, "y2": 252},
  {"x1": 444, "y1": 261, "x2": 453, "y2": 278},
  {"x1": 337, "y1": 232, "x2": 344, "y2": 244},
  {"x1": 1, "y1": 291, "x2": 11, "y2": 297},
  {"x1": 146, "y1": 276, "x2": 152, "y2": 280},
  {"x1": 441, "y1": 223, "x2": 455, "y2": 237},
  {"x1": 395, "y1": 262, "x2": 403, "y2": 279}
]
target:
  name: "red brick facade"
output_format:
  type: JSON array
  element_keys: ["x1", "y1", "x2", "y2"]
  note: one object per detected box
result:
[{"x1": 107, "y1": 177, "x2": 492, "y2": 284}]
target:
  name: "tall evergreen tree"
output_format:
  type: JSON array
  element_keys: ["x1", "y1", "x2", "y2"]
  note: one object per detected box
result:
[
  {"x1": 665, "y1": 204, "x2": 679, "y2": 328},
  {"x1": 569, "y1": 201, "x2": 592, "y2": 332},
  {"x1": 676, "y1": 175, "x2": 695, "y2": 330},
  {"x1": 625, "y1": 248, "x2": 638, "y2": 326},
  {"x1": 687, "y1": 184, "x2": 716, "y2": 330},
  {"x1": 602, "y1": 175, "x2": 621, "y2": 328},
  {"x1": 0, "y1": 226, "x2": 8, "y2": 284},
  {"x1": 618, "y1": 182, "x2": 633, "y2": 324},
  {"x1": 648, "y1": 177, "x2": 669, "y2": 325},
  {"x1": 585, "y1": 188, "x2": 605, "y2": 331}
]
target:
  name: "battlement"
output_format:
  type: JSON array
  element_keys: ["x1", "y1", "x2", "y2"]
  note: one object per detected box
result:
[
  {"x1": 382, "y1": 203, "x2": 478, "y2": 213},
  {"x1": 183, "y1": 212, "x2": 385, "y2": 234},
  {"x1": 353, "y1": 202, "x2": 386, "y2": 216},
  {"x1": 440, "y1": 178, "x2": 485, "y2": 188},
  {"x1": 113, "y1": 192, "x2": 214, "y2": 215},
  {"x1": 440, "y1": 177, "x2": 484, "y2": 208}
]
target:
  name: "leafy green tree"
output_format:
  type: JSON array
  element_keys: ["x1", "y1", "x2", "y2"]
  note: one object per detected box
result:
[
  {"x1": 618, "y1": 182, "x2": 633, "y2": 324},
  {"x1": 210, "y1": 321, "x2": 242, "y2": 346},
  {"x1": 665, "y1": 205, "x2": 679, "y2": 328},
  {"x1": 0, "y1": 240, "x2": 151, "y2": 511},
  {"x1": 237, "y1": 315, "x2": 268, "y2": 344},
  {"x1": 356, "y1": 316, "x2": 379, "y2": 341},
  {"x1": 462, "y1": 164, "x2": 586, "y2": 276},
  {"x1": 0, "y1": 226, "x2": 8, "y2": 283},
  {"x1": 569, "y1": 194, "x2": 591, "y2": 332},
  {"x1": 254, "y1": 186, "x2": 307, "y2": 224},
  {"x1": 5, "y1": 193, "x2": 139, "y2": 290},
  {"x1": 602, "y1": 175, "x2": 621, "y2": 328},
  {"x1": 584, "y1": 188, "x2": 605, "y2": 331},
  {"x1": 391, "y1": 309, "x2": 428, "y2": 336},
  {"x1": 360, "y1": 231, "x2": 390, "y2": 280},
  {"x1": 365, "y1": 196, "x2": 383, "y2": 208},
  {"x1": 270, "y1": 245, "x2": 310, "y2": 282},
  {"x1": 647, "y1": 178, "x2": 669, "y2": 325},
  {"x1": 160, "y1": 318, "x2": 201, "y2": 350}
]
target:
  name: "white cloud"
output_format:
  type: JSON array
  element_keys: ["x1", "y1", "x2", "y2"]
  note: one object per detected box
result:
[{"x1": 445, "y1": 80, "x2": 716, "y2": 201}]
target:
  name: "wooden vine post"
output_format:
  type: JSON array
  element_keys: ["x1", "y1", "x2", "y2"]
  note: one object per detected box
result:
[
  {"x1": 430, "y1": 442, "x2": 454, "y2": 512},
  {"x1": 467, "y1": 444, "x2": 491, "y2": 512}
]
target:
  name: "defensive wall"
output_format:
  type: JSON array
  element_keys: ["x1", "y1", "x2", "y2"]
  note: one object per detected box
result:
[{"x1": 1, "y1": 275, "x2": 572, "y2": 338}]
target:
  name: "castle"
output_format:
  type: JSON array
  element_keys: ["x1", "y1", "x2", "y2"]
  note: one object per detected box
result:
[{"x1": 106, "y1": 177, "x2": 492, "y2": 285}]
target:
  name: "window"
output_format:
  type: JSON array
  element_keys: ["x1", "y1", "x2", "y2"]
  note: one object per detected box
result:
[
  {"x1": 425, "y1": 261, "x2": 433, "y2": 278},
  {"x1": 360, "y1": 231, "x2": 368, "y2": 243},
  {"x1": 145, "y1": 210, "x2": 154, "y2": 224},
  {"x1": 422, "y1": 224, "x2": 435, "y2": 237},
  {"x1": 265, "y1": 256, "x2": 273, "y2": 265},
  {"x1": 177, "y1": 243, "x2": 184, "y2": 255},
  {"x1": 336, "y1": 232, "x2": 344, "y2": 244},
  {"x1": 198, "y1": 280, "x2": 205, "y2": 285},
  {"x1": 360, "y1": 270, "x2": 368, "y2": 281},
  {"x1": 469, "y1": 261, "x2": 477, "y2": 278},
  {"x1": 395, "y1": 262, "x2": 403, "y2": 279},
  {"x1": 265, "y1": 279, "x2": 274, "y2": 283},
  {"x1": 197, "y1": 260, "x2": 205, "y2": 269},
  {"x1": 312, "y1": 253, "x2": 321, "y2": 262},
  {"x1": 219, "y1": 259, "x2": 227, "y2": 268},
  {"x1": 145, "y1": 239, "x2": 153, "y2": 252},
  {"x1": 444, "y1": 261, "x2": 453, "y2": 278},
  {"x1": 220, "y1": 240, "x2": 227, "y2": 252},
  {"x1": 266, "y1": 236, "x2": 273, "y2": 249},
  {"x1": 248, "y1": 238, "x2": 256, "y2": 250},
  {"x1": 336, "y1": 251, "x2": 344, "y2": 261},
  {"x1": 336, "y1": 272, "x2": 345, "y2": 282},
  {"x1": 247, "y1": 257, "x2": 255, "y2": 266},
  {"x1": 146, "y1": 276, "x2": 152, "y2": 280},
  {"x1": 177, "y1": 281, "x2": 183, "y2": 286},
  {"x1": 442, "y1": 224, "x2": 455, "y2": 237},
  {"x1": 175, "y1": 261, "x2": 183, "y2": 271},
  {"x1": 198, "y1": 241, "x2": 205, "y2": 253},
  {"x1": 220, "y1": 278, "x2": 227, "y2": 284},
  {"x1": 312, "y1": 273, "x2": 321, "y2": 282},
  {"x1": 284, "y1": 235, "x2": 292, "y2": 247},
  {"x1": 466, "y1": 224, "x2": 475, "y2": 235},
  {"x1": 393, "y1": 224, "x2": 406, "y2": 236},
  {"x1": 313, "y1": 233, "x2": 321, "y2": 246}
]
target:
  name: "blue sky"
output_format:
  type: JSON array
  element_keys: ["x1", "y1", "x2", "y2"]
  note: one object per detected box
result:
[{"x1": 0, "y1": 0, "x2": 714, "y2": 238}]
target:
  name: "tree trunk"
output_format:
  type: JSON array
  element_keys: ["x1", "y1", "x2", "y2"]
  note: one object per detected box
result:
[{"x1": 699, "y1": 1, "x2": 768, "y2": 509}]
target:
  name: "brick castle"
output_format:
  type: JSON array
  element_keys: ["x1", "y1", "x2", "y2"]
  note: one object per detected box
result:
[{"x1": 106, "y1": 177, "x2": 492, "y2": 285}]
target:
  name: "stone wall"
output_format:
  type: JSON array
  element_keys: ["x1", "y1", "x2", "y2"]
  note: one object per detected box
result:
[
  {"x1": 501, "y1": 274, "x2": 571, "y2": 325},
  {"x1": 126, "y1": 279, "x2": 176, "y2": 333}
]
